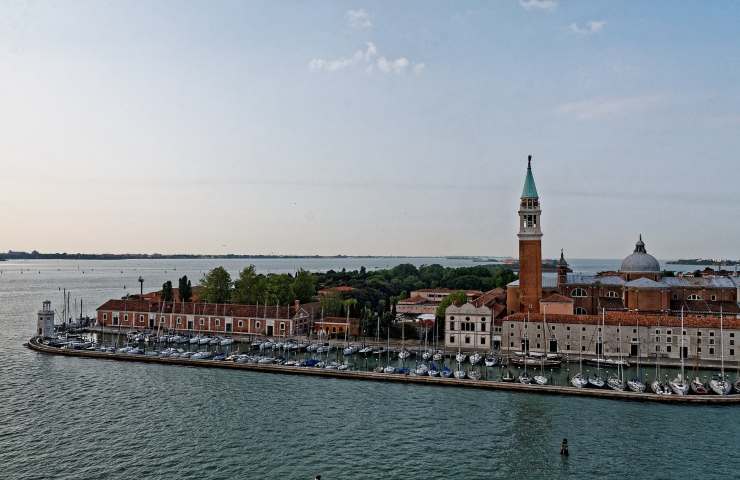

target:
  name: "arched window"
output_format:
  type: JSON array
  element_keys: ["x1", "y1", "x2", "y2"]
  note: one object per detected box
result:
[
  {"x1": 687, "y1": 294, "x2": 702, "y2": 301},
  {"x1": 606, "y1": 291, "x2": 619, "y2": 298},
  {"x1": 571, "y1": 288, "x2": 588, "y2": 298},
  {"x1": 575, "y1": 307, "x2": 587, "y2": 315}
]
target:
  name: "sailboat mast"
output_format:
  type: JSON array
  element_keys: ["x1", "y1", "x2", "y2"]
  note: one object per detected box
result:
[
  {"x1": 720, "y1": 306, "x2": 725, "y2": 377},
  {"x1": 680, "y1": 307, "x2": 685, "y2": 381}
]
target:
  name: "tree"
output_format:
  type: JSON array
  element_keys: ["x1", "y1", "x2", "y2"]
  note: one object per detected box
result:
[
  {"x1": 265, "y1": 274, "x2": 294, "y2": 305},
  {"x1": 178, "y1": 275, "x2": 193, "y2": 302},
  {"x1": 161, "y1": 280, "x2": 173, "y2": 302},
  {"x1": 292, "y1": 269, "x2": 316, "y2": 303},
  {"x1": 200, "y1": 267, "x2": 232, "y2": 303},
  {"x1": 232, "y1": 265, "x2": 266, "y2": 304},
  {"x1": 435, "y1": 290, "x2": 468, "y2": 318},
  {"x1": 320, "y1": 292, "x2": 344, "y2": 317}
]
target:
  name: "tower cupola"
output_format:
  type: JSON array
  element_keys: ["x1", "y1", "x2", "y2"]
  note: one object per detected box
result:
[
  {"x1": 518, "y1": 155, "x2": 542, "y2": 240},
  {"x1": 517, "y1": 155, "x2": 543, "y2": 313}
]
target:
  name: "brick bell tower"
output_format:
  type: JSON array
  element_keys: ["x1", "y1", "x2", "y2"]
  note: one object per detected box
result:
[{"x1": 518, "y1": 155, "x2": 542, "y2": 313}]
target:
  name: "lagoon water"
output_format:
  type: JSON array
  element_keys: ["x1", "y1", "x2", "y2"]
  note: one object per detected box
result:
[{"x1": 2, "y1": 257, "x2": 739, "y2": 479}]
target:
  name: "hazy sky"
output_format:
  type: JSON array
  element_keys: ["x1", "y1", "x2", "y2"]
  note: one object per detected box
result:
[{"x1": 1, "y1": 1, "x2": 738, "y2": 259}]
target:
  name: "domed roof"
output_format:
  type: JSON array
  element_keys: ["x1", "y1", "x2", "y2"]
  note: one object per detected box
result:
[{"x1": 620, "y1": 235, "x2": 660, "y2": 272}]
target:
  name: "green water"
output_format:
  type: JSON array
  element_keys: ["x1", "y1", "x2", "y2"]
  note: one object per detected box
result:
[{"x1": 2, "y1": 259, "x2": 739, "y2": 479}]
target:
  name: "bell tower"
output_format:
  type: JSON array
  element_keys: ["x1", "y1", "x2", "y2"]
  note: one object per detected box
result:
[{"x1": 518, "y1": 155, "x2": 542, "y2": 313}]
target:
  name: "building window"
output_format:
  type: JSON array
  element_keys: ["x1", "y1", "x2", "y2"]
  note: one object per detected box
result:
[
  {"x1": 666, "y1": 346, "x2": 672, "y2": 353},
  {"x1": 711, "y1": 295, "x2": 717, "y2": 301},
  {"x1": 672, "y1": 294, "x2": 678, "y2": 300},
  {"x1": 606, "y1": 291, "x2": 619, "y2": 298},
  {"x1": 655, "y1": 329, "x2": 661, "y2": 334},
  {"x1": 666, "y1": 329, "x2": 672, "y2": 335},
  {"x1": 571, "y1": 288, "x2": 588, "y2": 298},
  {"x1": 198, "y1": 318, "x2": 204, "y2": 326},
  {"x1": 582, "y1": 346, "x2": 586, "y2": 352},
  {"x1": 103, "y1": 313, "x2": 108, "y2": 320},
  {"x1": 256, "y1": 321, "x2": 261, "y2": 329},
  {"x1": 731, "y1": 333, "x2": 735, "y2": 338},
  {"x1": 124, "y1": 314, "x2": 128, "y2": 321},
  {"x1": 449, "y1": 316, "x2": 455, "y2": 320},
  {"x1": 566, "y1": 326, "x2": 571, "y2": 331},
  {"x1": 697, "y1": 347, "x2": 701, "y2": 353},
  {"x1": 481, "y1": 323, "x2": 487, "y2": 332},
  {"x1": 666, "y1": 337, "x2": 671, "y2": 343},
  {"x1": 450, "y1": 336, "x2": 455, "y2": 343},
  {"x1": 450, "y1": 321, "x2": 455, "y2": 331},
  {"x1": 709, "y1": 339, "x2": 715, "y2": 345},
  {"x1": 238, "y1": 320, "x2": 244, "y2": 328},
  {"x1": 465, "y1": 336, "x2": 470, "y2": 344},
  {"x1": 687, "y1": 294, "x2": 702, "y2": 301},
  {"x1": 481, "y1": 317, "x2": 486, "y2": 321},
  {"x1": 581, "y1": 327, "x2": 586, "y2": 332},
  {"x1": 655, "y1": 337, "x2": 660, "y2": 343},
  {"x1": 176, "y1": 317, "x2": 182, "y2": 325},
  {"x1": 709, "y1": 348, "x2": 715, "y2": 355},
  {"x1": 575, "y1": 307, "x2": 587, "y2": 315},
  {"x1": 566, "y1": 344, "x2": 570, "y2": 350},
  {"x1": 139, "y1": 315, "x2": 144, "y2": 323},
  {"x1": 731, "y1": 349, "x2": 735, "y2": 356},
  {"x1": 656, "y1": 346, "x2": 660, "y2": 352},
  {"x1": 280, "y1": 322, "x2": 285, "y2": 332},
  {"x1": 481, "y1": 338, "x2": 486, "y2": 345},
  {"x1": 710, "y1": 331, "x2": 715, "y2": 337},
  {"x1": 511, "y1": 342, "x2": 514, "y2": 347},
  {"x1": 465, "y1": 317, "x2": 470, "y2": 321},
  {"x1": 697, "y1": 331, "x2": 702, "y2": 336}
]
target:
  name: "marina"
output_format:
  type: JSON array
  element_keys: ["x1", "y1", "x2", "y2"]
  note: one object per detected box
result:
[{"x1": 25, "y1": 334, "x2": 740, "y2": 404}]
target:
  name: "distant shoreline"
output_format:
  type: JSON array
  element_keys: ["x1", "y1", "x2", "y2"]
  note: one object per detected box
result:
[
  {"x1": 667, "y1": 259, "x2": 739, "y2": 266},
  {"x1": 0, "y1": 251, "x2": 472, "y2": 261}
]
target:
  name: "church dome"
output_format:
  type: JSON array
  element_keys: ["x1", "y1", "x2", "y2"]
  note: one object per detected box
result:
[{"x1": 620, "y1": 235, "x2": 660, "y2": 272}]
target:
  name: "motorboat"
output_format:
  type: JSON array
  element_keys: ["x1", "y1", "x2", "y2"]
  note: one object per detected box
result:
[
  {"x1": 212, "y1": 353, "x2": 226, "y2": 361},
  {"x1": 533, "y1": 374, "x2": 548, "y2": 385},
  {"x1": 585, "y1": 357, "x2": 630, "y2": 368},
  {"x1": 690, "y1": 377, "x2": 708, "y2": 395},
  {"x1": 324, "y1": 362, "x2": 340, "y2": 370},
  {"x1": 191, "y1": 351, "x2": 212, "y2": 360},
  {"x1": 570, "y1": 373, "x2": 588, "y2": 388},
  {"x1": 258, "y1": 357, "x2": 275, "y2": 364}
]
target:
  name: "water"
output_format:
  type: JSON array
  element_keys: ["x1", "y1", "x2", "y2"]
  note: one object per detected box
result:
[{"x1": 2, "y1": 258, "x2": 739, "y2": 479}]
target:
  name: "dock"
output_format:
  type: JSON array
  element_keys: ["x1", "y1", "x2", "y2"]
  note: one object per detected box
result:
[{"x1": 25, "y1": 337, "x2": 740, "y2": 405}]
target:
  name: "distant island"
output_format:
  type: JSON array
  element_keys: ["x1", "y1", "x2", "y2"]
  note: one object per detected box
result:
[
  {"x1": 667, "y1": 259, "x2": 739, "y2": 266},
  {"x1": 0, "y1": 250, "x2": 469, "y2": 261}
]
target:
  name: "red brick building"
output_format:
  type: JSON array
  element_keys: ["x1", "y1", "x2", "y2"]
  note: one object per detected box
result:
[
  {"x1": 96, "y1": 298, "x2": 317, "y2": 337},
  {"x1": 312, "y1": 316, "x2": 361, "y2": 338}
]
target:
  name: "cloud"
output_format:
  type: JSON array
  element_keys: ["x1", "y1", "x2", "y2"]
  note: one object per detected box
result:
[
  {"x1": 556, "y1": 95, "x2": 664, "y2": 120},
  {"x1": 569, "y1": 20, "x2": 606, "y2": 35},
  {"x1": 346, "y1": 9, "x2": 372, "y2": 29},
  {"x1": 309, "y1": 42, "x2": 424, "y2": 75},
  {"x1": 519, "y1": 0, "x2": 557, "y2": 11}
]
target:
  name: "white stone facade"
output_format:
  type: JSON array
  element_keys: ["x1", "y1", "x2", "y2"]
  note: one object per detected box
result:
[{"x1": 445, "y1": 303, "x2": 492, "y2": 351}]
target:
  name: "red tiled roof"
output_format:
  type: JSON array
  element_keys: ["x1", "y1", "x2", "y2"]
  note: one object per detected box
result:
[
  {"x1": 504, "y1": 312, "x2": 740, "y2": 329},
  {"x1": 97, "y1": 299, "x2": 300, "y2": 318},
  {"x1": 472, "y1": 288, "x2": 506, "y2": 308},
  {"x1": 316, "y1": 316, "x2": 360, "y2": 325},
  {"x1": 541, "y1": 293, "x2": 573, "y2": 304},
  {"x1": 398, "y1": 295, "x2": 429, "y2": 305}
]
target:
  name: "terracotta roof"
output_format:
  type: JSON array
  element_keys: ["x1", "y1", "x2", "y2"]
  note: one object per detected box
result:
[
  {"x1": 316, "y1": 316, "x2": 360, "y2": 325},
  {"x1": 97, "y1": 299, "x2": 302, "y2": 319},
  {"x1": 670, "y1": 300, "x2": 740, "y2": 315},
  {"x1": 504, "y1": 312, "x2": 740, "y2": 329},
  {"x1": 472, "y1": 288, "x2": 506, "y2": 308},
  {"x1": 541, "y1": 293, "x2": 573, "y2": 304},
  {"x1": 398, "y1": 295, "x2": 429, "y2": 305},
  {"x1": 597, "y1": 297, "x2": 626, "y2": 311},
  {"x1": 413, "y1": 288, "x2": 483, "y2": 295}
]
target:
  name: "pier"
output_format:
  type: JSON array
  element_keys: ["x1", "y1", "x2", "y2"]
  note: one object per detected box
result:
[{"x1": 25, "y1": 337, "x2": 740, "y2": 405}]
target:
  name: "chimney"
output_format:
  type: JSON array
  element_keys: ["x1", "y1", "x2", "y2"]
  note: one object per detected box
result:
[{"x1": 294, "y1": 299, "x2": 300, "y2": 313}]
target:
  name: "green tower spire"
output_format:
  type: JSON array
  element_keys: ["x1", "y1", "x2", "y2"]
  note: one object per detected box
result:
[{"x1": 521, "y1": 155, "x2": 539, "y2": 199}]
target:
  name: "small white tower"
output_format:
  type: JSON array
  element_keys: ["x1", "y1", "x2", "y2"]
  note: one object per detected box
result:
[{"x1": 37, "y1": 300, "x2": 55, "y2": 338}]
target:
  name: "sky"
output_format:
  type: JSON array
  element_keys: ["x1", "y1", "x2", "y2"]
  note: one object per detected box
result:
[{"x1": 0, "y1": 0, "x2": 738, "y2": 259}]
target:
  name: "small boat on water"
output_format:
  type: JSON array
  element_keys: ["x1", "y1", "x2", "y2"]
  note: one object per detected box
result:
[
  {"x1": 441, "y1": 366, "x2": 453, "y2": 378},
  {"x1": 533, "y1": 374, "x2": 548, "y2": 385},
  {"x1": 709, "y1": 375, "x2": 732, "y2": 396},
  {"x1": 454, "y1": 368, "x2": 466, "y2": 379},
  {"x1": 383, "y1": 365, "x2": 396, "y2": 374},
  {"x1": 588, "y1": 375, "x2": 605, "y2": 388},
  {"x1": 501, "y1": 370, "x2": 515, "y2": 382},
  {"x1": 585, "y1": 358, "x2": 630, "y2": 368},
  {"x1": 432, "y1": 351, "x2": 443, "y2": 362},
  {"x1": 338, "y1": 362, "x2": 350, "y2": 371},
  {"x1": 414, "y1": 363, "x2": 429, "y2": 376},
  {"x1": 651, "y1": 379, "x2": 672, "y2": 395},
  {"x1": 669, "y1": 375, "x2": 689, "y2": 395},
  {"x1": 258, "y1": 356, "x2": 275, "y2": 364},
  {"x1": 469, "y1": 352, "x2": 482, "y2": 365},
  {"x1": 220, "y1": 338, "x2": 234, "y2": 346},
  {"x1": 428, "y1": 364, "x2": 440, "y2": 377},
  {"x1": 199, "y1": 336, "x2": 212, "y2": 345},
  {"x1": 358, "y1": 346, "x2": 373, "y2": 355},
  {"x1": 343, "y1": 345, "x2": 358, "y2": 356},
  {"x1": 607, "y1": 376, "x2": 626, "y2": 391},
  {"x1": 189, "y1": 336, "x2": 200, "y2": 345},
  {"x1": 422, "y1": 351, "x2": 432, "y2": 361},
  {"x1": 570, "y1": 373, "x2": 588, "y2": 388},
  {"x1": 468, "y1": 369, "x2": 481, "y2": 381},
  {"x1": 455, "y1": 352, "x2": 467, "y2": 363},
  {"x1": 518, "y1": 372, "x2": 532, "y2": 384},
  {"x1": 484, "y1": 354, "x2": 498, "y2": 367},
  {"x1": 398, "y1": 349, "x2": 411, "y2": 361},
  {"x1": 627, "y1": 379, "x2": 646, "y2": 393},
  {"x1": 690, "y1": 377, "x2": 708, "y2": 395}
]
